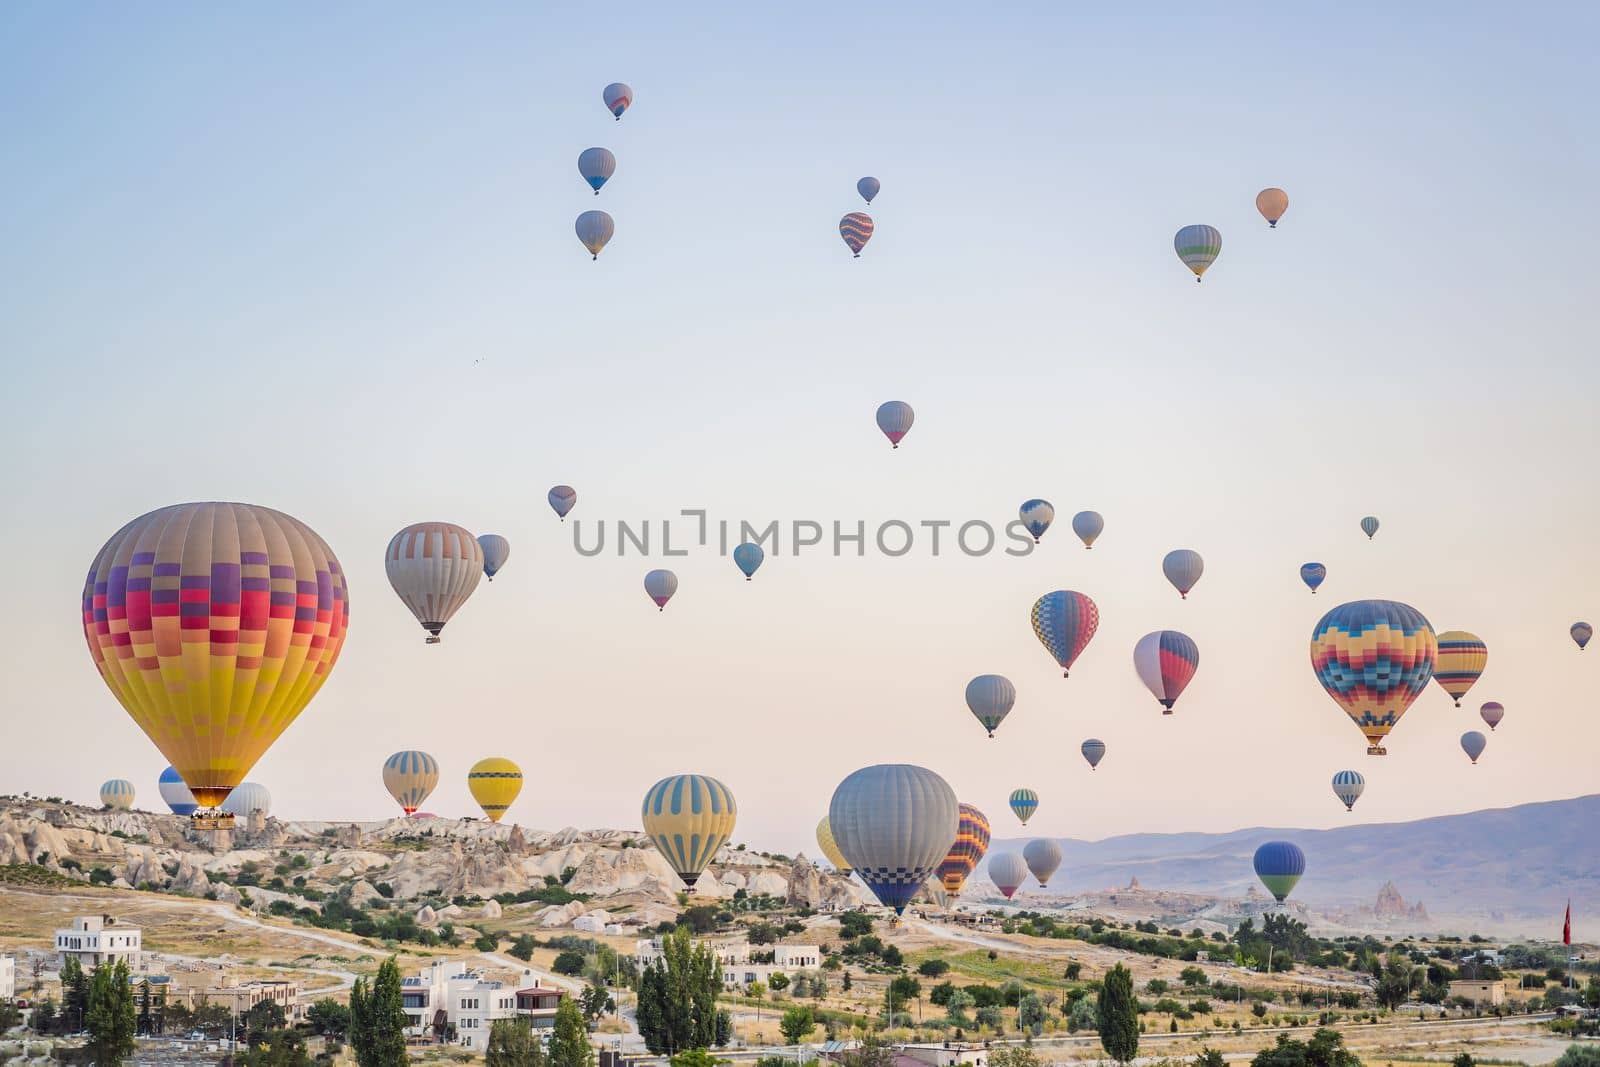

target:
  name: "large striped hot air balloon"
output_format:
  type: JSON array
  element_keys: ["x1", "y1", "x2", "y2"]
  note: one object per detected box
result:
[
  {"x1": 1133, "y1": 630, "x2": 1199, "y2": 713},
  {"x1": 644, "y1": 569, "x2": 678, "y2": 611},
  {"x1": 82, "y1": 502, "x2": 350, "y2": 810},
  {"x1": 602, "y1": 82, "x2": 632, "y2": 120},
  {"x1": 1253, "y1": 841, "x2": 1305, "y2": 902},
  {"x1": 1432, "y1": 631, "x2": 1487, "y2": 706},
  {"x1": 548, "y1": 486, "x2": 578, "y2": 521},
  {"x1": 221, "y1": 782, "x2": 271, "y2": 818},
  {"x1": 964, "y1": 675, "x2": 1016, "y2": 738},
  {"x1": 642, "y1": 774, "x2": 738, "y2": 889},
  {"x1": 1071, "y1": 511, "x2": 1104, "y2": 549},
  {"x1": 1310, "y1": 600, "x2": 1437, "y2": 755},
  {"x1": 386, "y1": 522, "x2": 482, "y2": 644},
  {"x1": 158, "y1": 766, "x2": 198, "y2": 816},
  {"x1": 1162, "y1": 549, "x2": 1204, "y2": 598},
  {"x1": 840, "y1": 212, "x2": 874, "y2": 257},
  {"x1": 815, "y1": 816, "x2": 851, "y2": 876},
  {"x1": 1255, "y1": 188, "x2": 1289, "y2": 228},
  {"x1": 477, "y1": 535, "x2": 510, "y2": 581},
  {"x1": 1174, "y1": 224, "x2": 1221, "y2": 281},
  {"x1": 578, "y1": 148, "x2": 616, "y2": 194},
  {"x1": 1330, "y1": 770, "x2": 1365, "y2": 812},
  {"x1": 1479, "y1": 701, "x2": 1504, "y2": 731},
  {"x1": 468, "y1": 758, "x2": 522, "y2": 823},
  {"x1": 1460, "y1": 730, "x2": 1487, "y2": 764},
  {"x1": 100, "y1": 779, "x2": 135, "y2": 811},
  {"x1": 1081, "y1": 739, "x2": 1106, "y2": 770},
  {"x1": 383, "y1": 751, "x2": 440, "y2": 816},
  {"x1": 1019, "y1": 500, "x2": 1055, "y2": 544},
  {"x1": 1023, "y1": 838, "x2": 1063, "y2": 887},
  {"x1": 1300, "y1": 563, "x2": 1327, "y2": 593},
  {"x1": 857, "y1": 177, "x2": 880, "y2": 205},
  {"x1": 1030, "y1": 590, "x2": 1099, "y2": 677},
  {"x1": 988, "y1": 852, "x2": 1027, "y2": 900},
  {"x1": 936, "y1": 803, "x2": 992, "y2": 897},
  {"x1": 1572, "y1": 622, "x2": 1593, "y2": 650},
  {"x1": 576, "y1": 211, "x2": 615, "y2": 260},
  {"x1": 875, "y1": 401, "x2": 914, "y2": 448},
  {"x1": 1009, "y1": 788, "x2": 1038, "y2": 825},
  {"x1": 828, "y1": 764, "x2": 959, "y2": 915}
]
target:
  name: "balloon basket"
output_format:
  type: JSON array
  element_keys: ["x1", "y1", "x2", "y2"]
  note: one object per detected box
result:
[
  {"x1": 192, "y1": 812, "x2": 234, "y2": 830},
  {"x1": 1366, "y1": 745, "x2": 1386, "y2": 756}
]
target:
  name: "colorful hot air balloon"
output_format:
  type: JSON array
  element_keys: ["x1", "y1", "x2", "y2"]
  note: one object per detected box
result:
[
  {"x1": 578, "y1": 148, "x2": 616, "y2": 194},
  {"x1": 1023, "y1": 838, "x2": 1063, "y2": 887},
  {"x1": 1133, "y1": 630, "x2": 1200, "y2": 713},
  {"x1": 1572, "y1": 622, "x2": 1593, "y2": 650},
  {"x1": 1433, "y1": 631, "x2": 1487, "y2": 706},
  {"x1": 857, "y1": 177, "x2": 880, "y2": 204},
  {"x1": 1460, "y1": 730, "x2": 1487, "y2": 764},
  {"x1": 1256, "y1": 188, "x2": 1289, "y2": 228},
  {"x1": 815, "y1": 816, "x2": 851, "y2": 876},
  {"x1": 1081, "y1": 738, "x2": 1106, "y2": 770},
  {"x1": 602, "y1": 82, "x2": 632, "y2": 120},
  {"x1": 828, "y1": 764, "x2": 959, "y2": 916},
  {"x1": 82, "y1": 502, "x2": 350, "y2": 810},
  {"x1": 1018, "y1": 499, "x2": 1055, "y2": 544},
  {"x1": 1031, "y1": 590, "x2": 1100, "y2": 677},
  {"x1": 468, "y1": 758, "x2": 522, "y2": 823},
  {"x1": 477, "y1": 534, "x2": 510, "y2": 581},
  {"x1": 964, "y1": 674, "x2": 1016, "y2": 738},
  {"x1": 733, "y1": 543, "x2": 764, "y2": 581},
  {"x1": 1300, "y1": 563, "x2": 1327, "y2": 593},
  {"x1": 876, "y1": 401, "x2": 914, "y2": 448},
  {"x1": 840, "y1": 212, "x2": 874, "y2": 257},
  {"x1": 1360, "y1": 516, "x2": 1380, "y2": 540},
  {"x1": 221, "y1": 782, "x2": 271, "y2": 818},
  {"x1": 382, "y1": 750, "x2": 440, "y2": 816},
  {"x1": 988, "y1": 852, "x2": 1028, "y2": 900},
  {"x1": 644, "y1": 569, "x2": 678, "y2": 611},
  {"x1": 386, "y1": 522, "x2": 482, "y2": 644},
  {"x1": 100, "y1": 779, "x2": 135, "y2": 811},
  {"x1": 158, "y1": 766, "x2": 198, "y2": 816},
  {"x1": 1479, "y1": 701, "x2": 1504, "y2": 731},
  {"x1": 1162, "y1": 549, "x2": 1204, "y2": 599},
  {"x1": 1330, "y1": 770, "x2": 1365, "y2": 812},
  {"x1": 936, "y1": 803, "x2": 992, "y2": 897},
  {"x1": 576, "y1": 210, "x2": 615, "y2": 260},
  {"x1": 1174, "y1": 224, "x2": 1221, "y2": 281},
  {"x1": 642, "y1": 774, "x2": 738, "y2": 890},
  {"x1": 1071, "y1": 511, "x2": 1104, "y2": 549},
  {"x1": 1253, "y1": 841, "x2": 1305, "y2": 902},
  {"x1": 548, "y1": 485, "x2": 578, "y2": 521},
  {"x1": 1311, "y1": 600, "x2": 1437, "y2": 755},
  {"x1": 1009, "y1": 788, "x2": 1038, "y2": 825}
]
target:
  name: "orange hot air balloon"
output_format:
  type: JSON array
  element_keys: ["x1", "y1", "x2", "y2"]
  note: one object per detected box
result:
[{"x1": 81, "y1": 502, "x2": 350, "y2": 809}]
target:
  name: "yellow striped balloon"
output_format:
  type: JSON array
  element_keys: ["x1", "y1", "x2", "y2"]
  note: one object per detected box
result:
[
  {"x1": 383, "y1": 750, "x2": 440, "y2": 815},
  {"x1": 641, "y1": 774, "x2": 737, "y2": 889},
  {"x1": 467, "y1": 757, "x2": 522, "y2": 822},
  {"x1": 815, "y1": 816, "x2": 851, "y2": 876},
  {"x1": 1432, "y1": 630, "x2": 1487, "y2": 707}
]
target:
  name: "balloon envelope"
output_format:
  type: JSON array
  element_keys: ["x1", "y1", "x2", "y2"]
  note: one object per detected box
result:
[
  {"x1": 840, "y1": 212, "x2": 874, "y2": 256},
  {"x1": 644, "y1": 569, "x2": 678, "y2": 610},
  {"x1": 828, "y1": 764, "x2": 959, "y2": 915},
  {"x1": 1019, "y1": 499, "x2": 1055, "y2": 543},
  {"x1": 383, "y1": 750, "x2": 440, "y2": 815},
  {"x1": 1360, "y1": 516, "x2": 1380, "y2": 539},
  {"x1": 1071, "y1": 511, "x2": 1104, "y2": 549},
  {"x1": 82, "y1": 502, "x2": 350, "y2": 808},
  {"x1": 576, "y1": 210, "x2": 615, "y2": 259},
  {"x1": 1461, "y1": 730, "x2": 1487, "y2": 764},
  {"x1": 642, "y1": 774, "x2": 738, "y2": 889},
  {"x1": 1133, "y1": 630, "x2": 1199, "y2": 712},
  {"x1": 477, "y1": 534, "x2": 510, "y2": 580},
  {"x1": 1433, "y1": 631, "x2": 1487, "y2": 706},
  {"x1": 1253, "y1": 841, "x2": 1305, "y2": 902},
  {"x1": 1479, "y1": 701, "x2": 1504, "y2": 730},
  {"x1": 548, "y1": 485, "x2": 578, "y2": 520},
  {"x1": 1023, "y1": 838, "x2": 1063, "y2": 887},
  {"x1": 1030, "y1": 591, "x2": 1100, "y2": 676},
  {"x1": 1300, "y1": 563, "x2": 1327, "y2": 593},
  {"x1": 936, "y1": 803, "x2": 992, "y2": 896},
  {"x1": 1256, "y1": 187, "x2": 1289, "y2": 227},
  {"x1": 965, "y1": 674, "x2": 1016, "y2": 737},
  {"x1": 733, "y1": 543, "x2": 764, "y2": 580},
  {"x1": 1174, "y1": 224, "x2": 1221, "y2": 280},
  {"x1": 221, "y1": 782, "x2": 271, "y2": 818},
  {"x1": 1081, "y1": 739, "x2": 1106, "y2": 770},
  {"x1": 158, "y1": 766, "x2": 197, "y2": 816},
  {"x1": 1009, "y1": 788, "x2": 1038, "y2": 825},
  {"x1": 857, "y1": 176, "x2": 880, "y2": 204},
  {"x1": 100, "y1": 779, "x2": 135, "y2": 811},
  {"x1": 988, "y1": 852, "x2": 1028, "y2": 900},
  {"x1": 468, "y1": 758, "x2": 522, "y2": 822},
  {"x1": 1331, "y1": 770, "x2": 1365, "y2": 812},
  {"x1": 815, "y1": 816, "x2": 851, "y2": 875},
  {"x1": 386, "y1": 522, "x2": 483, "y2": 643},
  {"x1": 578, "y1": 147, "x2": 616, "y2": 193},
  {"x1": 602, "y1": 82, "x2": 632, "y2": 119},
  {"x1": 1162, "y1": 549, "x2": 1204, "y2": 598},
  {"x1": 1310, "y1": 599, "x2": 1437, "y2": 755},
  {"x1": 875, "y1": 401, "x2": 914, "y2": 447},
  {"x1": 1572, "y1": 622, "x2": 1593, "y2": 650}
]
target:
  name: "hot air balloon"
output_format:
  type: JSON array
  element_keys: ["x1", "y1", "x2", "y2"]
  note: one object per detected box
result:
[
  {"x1": 548, "y1": 485, "x2": 578, "y2": 521},
  {"x1": 1174, "y1": 224, "x2": 1221, "y2": 281},
  {"x1": 477, "y1": 534, "x2": 510, "y2": 581},
  {"x1": 1071, "y1": 511, "x2": 1104, "y2": 549},
  {"x1": 100, "y1": 780, "x2": 135, "y2": 811},
  {"x1": 386, "y1": 522, "x2": 482, "y2": 644},
  {"x1": 644, "y1": 569, "x2": 678, "y2": 611},
  {"x1": 1019, "y1": 500, "x2": 1054, "y2": 544},
  {"x1": 733, "y1": 543, "x2": 764, "y2": 581},
  {"x1": 816, "y1": 817, "x2": 851, "y2": 876},
  {"x1": 222, "y1": 782, "x2": 271, "y2": 818},
  {"x1": 857, "y1": 177, "x2": 880, "y2": 204},
  {"x1": 1009, "y1": 788, "x2": 1038, "y2": 825},
  {"x1": 988, "y1": 852, "x2": 1028, "y2": 900},
  {"x1": 1023, "y1": 838, "x2": 1063, "y2": 887},
  {"x1": 1300, "y1": 563, "x2": 1327, "y2": 593},
  {"x1": 964, "y1": 675, "x2": 1016, "y2": 738},
  {"x1": 1330, "y1": 770, "x2": 1365, "y2": 812},
  {"x1": 1253, "y1": 841, "x2": 1305, "y2": 902},
  {"x1": 158, "y1": 766, "x2": 198, "y2": 816},
  {"x1": 1031, "y1": 590, "x2": 1100, "y2": 677},
  {"x1": 576, "y1": 211, "x2": 615, "y2": 260},
  {"x1": 1081, "y1": 739, "x2": 1106, "y2": 770},
  {"x1": 840, "y1": 212, "x2": 874, "y2": 257},
  {"x1": 1461, "y1": 730, "x2": 1487, "y2": 764},
  {"x1": 383, "y1": 751, "x2": 440, "y2": 816},
  {"x1": 1256, "y1": 188, "x2": 1289, "y2": 228},
  {"x1": 828, "y1": 764, "x2": 959, "y2": 916},
  {"x1": 603, "y1": 82, "x2": 632, "y2": 120},
  {"x1": 1480, "y1": 701, "x2": 1504, "y2": 731},
  {"x1": 642, "y1": 774, "x2": 738, "y2": 890},
  {"x1": 578, "y1": 148, "x2": 616, "y2": 194},
  {"x1": 1162, "y1": 549, "x2": 1204, "y2": 598},
  {"x1": 1310, "y1": 599, "x2": 1437, "y2": 755},
  {"x1": 82, "y1": 502, "x2": 350, "y2": 810},
  {"x1": 1433, "y1": 631, "x2": 1487, "y2": 706},
  {"x1": 468, "y1": 758, "x2": 522, "y2": 823},
  {"x1": 1360, "y1": 516, "x2": 1380, "y2": 540},
  {"x1": 876, "y1": 401, "x2": 914, "y2": 448},
  {"x1": 1573, "y1": 622, "x2": 1593, "y2": 650},
  {"x1": 936, "y1": 803, "x2": 992, "y2": 897},
  {"x1": 1133, "y1": 630, "x2": 1199, "y2": 713}
]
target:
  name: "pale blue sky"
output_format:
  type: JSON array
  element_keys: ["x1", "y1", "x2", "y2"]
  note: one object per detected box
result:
[{"x1": 3, "y1": 3, "x2": 1598, "y2": 861}]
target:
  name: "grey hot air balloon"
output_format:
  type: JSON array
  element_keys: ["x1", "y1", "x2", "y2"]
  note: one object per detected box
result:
[
  {"x1": 1360, "y1": 516, "x2": 1380, "y2": 540},
  {"x1": 477, "y1": 534, "x2": 510, "y2": 581},
  {"x1": 1023, "y1": 837, "x2": 1063, "y2": 887},
  {"x1": 1071, "y1": 510, "x2": 1104, "y2": 549},
  {"x1": 1460, "y1": 730, "x2": 1487, "y2": 765},
  {"x1": 602, "y1": 82, "x2": 632, "y2": 120},
  {"x1": 386, "y1": 522, "x2": 484, "y2": 644},
  {"x1": 828, "y1": 764, "x2": 959, "y2": 915},
  {"x1": 578, "y1": 148, "x2": 616, "y2": 194},
  {"x1": 965, "y1": 674, "x2": 1016, "y2": 738},
  {"x1": 876, "y1": 401, "x2": 914, "y2": 449},
  {"x1": 1162, "y1": 549, "x2": 1204, "y2": 599},
  {"x1": 576, "y1": 210, "x2": 615, "y2": 260},
  {"x1": 1080, "y1": 738, "x2": 1106, "y2": 770},
  {"x1": 644, "y1": 569, "x2": 678, "y2": 611},
  {"x1": 988, "y1": 852, "x2": 1028, "y2": 900},
  {"x1": 857, "y1": 176, "x2": 880, "y2": 204}
]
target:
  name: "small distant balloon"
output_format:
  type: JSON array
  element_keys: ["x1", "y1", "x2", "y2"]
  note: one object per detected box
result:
[
  {"x1": 1433, "y1": 631, "x2": 1487, "y2": 707},
  {"x1": 840, "y1": 212, "x2": 874, "y2": 257},
  {"x1": 1360, "y1": 516, "x2": 1380, "y2": 540},
  {"x1": 467, "y1": 758, "x2": 521, "y2": 822},
  {"x1": 576, "y1": 210, "x2": 615, "y2": 260},
  {"x1": 1479, "y1": 701, "x2": 1504, "y2": 731},
  {"x1": 1071, "y1": 511, "x2": 1104, "y2": 549},
  {"x1": 1256, "y1": 188, "x2": 1289, "y2": 228},
  {"x1": 1300, "y1": 563, "x2": 1327, "y2": 593},
  {"x1": 988, "y1": 852, "x2": 1028, "y2": 900},
  {"x1": 733, "y1": 542, "x2": 764, "y2": 581},
  {"x1": 1460, "y1": 730, "x2": 1487, "y2": 765},
  {"x1": 876, "y1": 401, "x2": 914, "y2": 448},
  {"x1": 1174, "y1": 224, "x2": 1221, "y2": 281},
  {"x1": 1571, "y1": 622, "x2": 1592, "y2": 650},
  {"x1": 477, "y1": 534, "x2": 510, "y2": 581},
  {"x1": 1031, "y1": 591, "x2": 1099, "y2": 677},
  {"x1": 1162, "y1": 549, "x2": 1204, "y2": 599},
  {"x1": 1331, "y1": 770, "x2": 1365, "y2": 812},
  {"x1": 100, "y1": 779, "x2": 135, "y2": 811},
  {"x1": 1023, "y1": 838, "x2": 1063, "y2": 887},
  {"x1": 1019, "y1": 499, "x2": 1055, "y2": 544},
  {"x1": 578, "y1": 148, "x2": 616, "y2": 194},
  {"x1": 857, "y1": 176, "x2": 880, "y2": 204},
  {"x1": 1133, "y1": 630, "x2": 1199, "y2": 713},
  {"x1": 548, "y1": 485, "x2": 578, "y2": 521},
  {"x1": 1009, "y1": 788, "x2": 1038, "y2": 825},
  {"x1": 602, "y1": 82, "x2": 632, "y2": 120},
  {"x1": 965, "y1": 674, "x2": 1016, "y2": 738},
  {"x1": 644, "y1": 569, "x2": 678, "y2": 611},
  {"x1": 1081, "y1": 738, "x2": 1106, "y2": 770}
]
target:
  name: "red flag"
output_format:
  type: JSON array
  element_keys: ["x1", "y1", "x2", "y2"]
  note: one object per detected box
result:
[{"x1": 1564, "y1": 900, "x2": 1572, "y2": 946}]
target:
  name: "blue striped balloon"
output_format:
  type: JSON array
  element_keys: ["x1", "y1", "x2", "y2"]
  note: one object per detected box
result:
[
  {"x1": 641, "y1": 774, "x2": 738, "y2": 888},
  {"x1": 159, "y1": 766, "x2": 198, "y2": 816},
  {"x1": 383, "y1": 750, "x2": 441, "y2": 815},
  {"x1": 99, "y1": 779, "x2": 136, "y2": 810},
  {"x1": 1330, "y1": 770, "x2": 1365, "y2": 811}
]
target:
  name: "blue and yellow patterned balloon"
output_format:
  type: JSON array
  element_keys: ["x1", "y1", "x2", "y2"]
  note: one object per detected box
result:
[
  {"x1": 1310, "y1": 599, "x2": 1437, "y2": 756},
  {"x1": 642, "y1": 774, "x2": 738, "y2": 889},
  {"x1": 1031, "y1": 591, "x2": 1100, "y2": 677},
  {"x1": 1009, "y1": 787, "x2": 1039, "y2": 825},
  {"x1": 100, "y1": 779, "x2": 136, "y2": 811},
  {"x1": 383, "y1": 750, "x2": 440, "y2": 816}
]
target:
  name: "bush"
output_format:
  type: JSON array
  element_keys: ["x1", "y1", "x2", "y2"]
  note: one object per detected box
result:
[
  {"x1": 919, "y1": 959, "x2": 950, "y2": 977},
  {"x1": 553, "y1": 949, "x2": 587, "y2": 975}
]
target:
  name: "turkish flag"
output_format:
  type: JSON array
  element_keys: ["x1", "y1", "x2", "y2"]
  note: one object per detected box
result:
[{"x1": 1564, "y1": 900, "x2": 1572, "y2": 946}]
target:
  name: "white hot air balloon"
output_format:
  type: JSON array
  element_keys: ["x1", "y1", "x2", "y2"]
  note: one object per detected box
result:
[
  {"x1": 1071, "y1": 510, "x2": 1103, "y2": 549},
  {"x1": 603, "y1": 82, "x2": 633, "y2": 120},
  {"x1": 576, "y1": 210, "x2": 615, "y2": 260},
  {"x1": 1174, "y1": 224, "x2": 1221, "y2": 281},
  {"x1": 988, "y1": 852, "x2": 1028, "y2": 899},
  {"x1": 222, "y1": 782, "x2": 272, "y2": 818},
  {"x1": 644, "y1": 569, "x2": 678, "y2": 611},
  {"x1": 1023, "y1": 838, "x2": 1063, "y2": 887},
  {"x1": 1162, "y1": 549, "x2": 1204, "y2": 598},
  {"x1": 828, "y1": 764, "x2": 959, "y2": 916},
  {"x1": 386, "y1": 523, "x2": 484, "y2": 643},
  {"x1": 876, "y1": 401, "x2": 914, "y2": 449},
  {"x1": 578, "y1": 148, "x2": 616, "y2": 194},
  {"x1": 477, "y1": 534, "x2": 510, "y2": 581},
  {"x1": 964, "y1": 674, "x2": 1016, "y2": 738}
]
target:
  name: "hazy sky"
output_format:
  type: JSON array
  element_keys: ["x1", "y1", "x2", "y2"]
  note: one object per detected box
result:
[{"x1": 4, "y1": 3, "x2": 1598, "y2": 858}]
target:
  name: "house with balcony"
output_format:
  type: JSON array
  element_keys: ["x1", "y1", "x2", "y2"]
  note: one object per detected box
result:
[{"x1": 55, "y1": 916, "x2": 143, "y2": 972}]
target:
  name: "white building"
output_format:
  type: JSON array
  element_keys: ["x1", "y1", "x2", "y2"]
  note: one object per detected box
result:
[
  {"x1": 0, "y1": 954, "x2": 14, "y2": 999},
  {"x1": 55, "y1": 916, "x2": 143, "y2": 971},
  {"x1": 399, "y1": 960, "x2": 534, "y2": 1048},
  {"x1": 634, "y1": 936, "x2": 820, "y2": 989}
]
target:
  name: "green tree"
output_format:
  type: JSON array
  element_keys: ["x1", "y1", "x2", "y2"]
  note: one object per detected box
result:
[
  {"x1": 32, "y1": 998, "x2": 58, "y2": 1034},
  {"x1": 1250, "y1": 1028, "x2": 1361, "y2": 1067},
  {"x1": 669, "y1": 1051, "x2": 728, "y2": 1067},
  {"x1": 779, "y1": 1006, "x2": 816, "y2": 1044},
  {"x1": 1374, "y1": 954, "x2": 1414, "y2": 1010},
  {"x1": 476, "y1": 933, "x2": 501, "y2": 952},
  {"x1": 60, "y1": 956, "x2": 89, "y2": 1031},
  {"x1": 944, "y1": 990, "x2": 974, "y2": 1027},
  {"x1": 239, "y1": 1028, "x2": 313, "y2": 1067},
  {"x1": 1018, "y1": 992, "x2": 1046, "y2": 1036},
  {"x1": 887, "y1": 975, "x2": 921, "y2": 1016},
  {"x1": 548, "y1": 996, "x2": 594, "y2": 1067},
  {"x1": 554, "y1": 950, "x2": 588, "y2": 976},
  {"x1": 85, "y1": 958, "x2": 138, "y2": 1067},
  {"x1": 635, "y1": 928, "x2": 721, "y2": 1055},
  {"x1": 509, "y1": 934, "x2": 538, "y2": 961},
  {"x1": 487, "y1": 1017, "x2": 548, "y2": 1067},
  {"x1": 350, "y1": 958, "x2": 408, "y2": 1067},
  {"x1": 768, "y1": 972, "x2": 790, "y2": 992},
  {"x1": 919, "y1": 959, "x2": 950, "y2": 977},
  {"x1": 348, "y1": 978, "x2": 371, "y2": 1063},
  {"x1": 714, "y1": 1009, "x2": 732, "y2": 1048},
  {"x1": 1064, "y1": 962, "x2": 1083, "y2": 981},
  {"x1": 1197, "y1": 1048, "x2": 1226, "y2": 1067},
  {"x1": 0, "y1": 1000, "x2": 22, "y2": 1033},
  {"x1": 1554, "y1": 1046, "x2": 1600, "y2": 1067},
  {"x1": 989, "y1": 1048, "x2": 1043, "y2": 1067},
  {"x1": 579, "y1": 983, "x2": 615, "y2": 1022},
  {"x1": 246, "y1": 997, "x2": 287, "y2": 1036},
  {"x1": 1180, "y1": 967, "x2": 1209, "y2": 987},
  {"x1": 839, "y1": 1038, "x2": 897, "y2": 1067},
  {"x1": 838, "y1": 913, "x2": 873, "y2": 939},
  {"x1": 1452, "y1": 1055, "x2": 1475, "y2": 1067},
  {"x1": 305, "y1": 999, "x2": 350, "y2": 1037},
  {"x1": 1098, "y1": 963, "x2": 1139, "y2": 1063}
]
